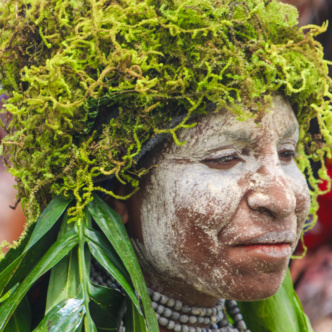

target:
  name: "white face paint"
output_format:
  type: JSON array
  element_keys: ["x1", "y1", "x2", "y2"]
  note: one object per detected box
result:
[{"x1": 126, "y1": 95, "x2": 311, "y2": 305}]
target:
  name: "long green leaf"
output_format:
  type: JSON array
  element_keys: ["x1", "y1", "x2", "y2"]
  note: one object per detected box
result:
[
  {"x1": 88, "y1": 195, "x2": 158, "y2": 331},
  {"x1": 125, "y1": 296, "x2": 147, "y2": 332},
  {"x1": 0, "y1": 223, "x2": 35, "y2": 274},
  {"x1": 85, "y1": 226, "x2": 141, "y2": 314},
  {"x1": 0, "y1": 224, "x2": 35, "y2": 296},
  {"x1": 24, "y1": 194, "x2": 73, "y2": 253},
  {"x1": 0, "y1": 229, "x2": 78, "y2": 331},
  {"x1": 88, "y1": 282, "x2": 124, "y2": 331},
  {"x1": 0, "y1": 220, "x2": 59, "y2": 296},
  {"x1": 238, "y1": 269, "x2": 313, "y2": 332},
  {"x1": 33, "y1": 293, "x2": 85, "y2": 332},
  {"x1": 46, "y1": 248, "x2": 80, "y2": 313},
  {"x1": 84, "y1": 226, "x2": 128, "y2": 278},
  {"x1": 4, "y1": 296, "x2": 31, "y2": 332},
  {"x1": 46, "y1": 214, "x2": 79, "y2": 313},
  {"x1": 87, "y1": 240, "x2": 141, "y2": 314},
  {"x1": 0, "y1": 194, "x2": 72, "y2": 296},
  {"x1": 77, "y1": 210, "x2": 97, "y2": 332}
]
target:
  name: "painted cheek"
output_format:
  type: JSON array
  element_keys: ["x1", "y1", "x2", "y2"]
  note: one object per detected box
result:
[
  {"x1": 179, "y1": 167, "x2": 241, "y2": 220},
  {"x1": 283, "y1": 164, "x2": 311, "y2": 233}
]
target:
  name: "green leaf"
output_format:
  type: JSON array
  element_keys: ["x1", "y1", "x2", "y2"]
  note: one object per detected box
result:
[
  {"x1": 125, "y1": 296, "x2": 147, "y2": 332},
  {"x1": 45, "y1": 248, "x2": 80, "y2": 313},
  {"x1": 77, "y1": 210, "x2": 97, "y2": 332},
  {"x1": 0, "y1": 194, "x2": 72, "y2": 296},
  {"x1": 88, "y1": 282, "x2": 124, "y2": 330},
  {"x1": 4, "y1": 296, "x2": 31, "y2": 332},
  {"x1": 83, "y1": 308, "x2": 98, "y2": 332},
  {"x1": 85, "y1": 227, "x2": 141, "y2": 313},
  {"x1": 0, "y1": 223, "x2": 35, "y2": 275},
  {"x1": 88, "y1": 194, "x2": 158, "y2": 331},
  {"x1": 0, "y1": 221, "x2": 59, "y2": 297},
  {"x1": 0, "y1": 228, "x2": 78, "y2": 331},
  {"x1": 24, "y1": 194, "x2": 74, "y2": 253},
  {"x1": 237, "y1": 269, "x2": 313, "y2": 332},
  {"x1": 84, "y1": 226, "x2": 128, "y2": 278},
  {"x1": 0, "y1": 224, "x2": 35, "y2": 297},
  {"x1": 0, "y1": 284, "x2": 19, "y2": 304},
  {"x1": 46, "y1": 215, "x2": 79, "y2": 313},
  {"x1": 33, "y1": 291, "x2": 85, "y2": 332}
]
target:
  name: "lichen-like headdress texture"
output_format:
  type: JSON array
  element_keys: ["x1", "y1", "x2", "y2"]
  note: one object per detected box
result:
[{"x1": 0, "y1": 0, "x2": 331, "y2": 234}]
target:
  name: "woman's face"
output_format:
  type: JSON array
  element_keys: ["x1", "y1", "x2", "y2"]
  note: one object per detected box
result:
[{"x1": 125, "y1": 95, "x2": 311, "y2": 305}]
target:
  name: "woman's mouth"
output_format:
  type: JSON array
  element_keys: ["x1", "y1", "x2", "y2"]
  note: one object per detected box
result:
[
  {"x1": 238, "y1": 243, "x2": 292, "y2": 258},
  {"x1": 229, "y1": 230, "x2": 296, "y2": 260}
]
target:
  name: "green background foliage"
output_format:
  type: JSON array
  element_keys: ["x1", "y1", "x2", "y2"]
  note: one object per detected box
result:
[{"x1": 0, "y1": 0, "x2": 331, "y2": 232}]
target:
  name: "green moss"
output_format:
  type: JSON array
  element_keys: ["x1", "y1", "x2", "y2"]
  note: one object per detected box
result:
[{"x1": 0, "y1": 0, "x2": 331, "y2": 238}]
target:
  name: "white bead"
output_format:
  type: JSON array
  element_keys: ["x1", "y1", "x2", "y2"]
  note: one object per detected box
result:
[
  {"x1": 189, "y1": 316, "x2": 197, "y2": 324},
  {"x1": 159, "y1": 317, "x2": 168, "y2": 327},
  {"x1": 174, "y1": 324, "x2": 182, "y2": 332},
  {"x1": 164, "y1": 308, "x2": 172, "y2": 318},
  {"x1": 171, "y1": 312, "x2": 180, "y2": 320},
  {"x1": 237, "y1": 320, "x2": 247, "y2": 330},
  {"x1": 160, "y1": 295, "x2": 168, "y2": 305},
  {"x1": 227, "y1": 300, "x2": 237, "y2": 308},
  {"x1": 182, "y1": 305, "x2": 191, "y2": 313},
  {"x1": 179, "y1": 315, "x2": 189, "y2": 323},
  {"x1": 174, "y1": 300, "x2": 183, "y2": 311},
  {"x1": 199, "y1": 308, "x2": 206, "y2": 316},
  {"x1": 167, "y1": 320, "x2": 175, "y2": 329},
  {"x1": 167, "y1": 298, "x2": 176, "y2": 307},
  {"x1": 151, "y1": 301, "x2": 158, "y2": 310},
  {"x1": 157, "y1": 305, "x2": 164, "y2": 314},
  {"x1": 152, "y1": 292, "x2": 161, "y2": 302},
  {"x1": 203, "y1": 317, "x2": 210, "y2": 324},
  {"x1": 192, "y1": 307, "x2": 200, "y2": 315},
  {"x1": 234, "y1": 313, "x2": 243, "y2": 321}
]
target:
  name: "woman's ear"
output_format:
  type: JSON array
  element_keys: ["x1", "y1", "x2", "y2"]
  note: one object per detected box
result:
[
  {"x1": 112, "y1": 198, "x2": 129, "y2": 224},
  {"x1": 107, "y1": 185, "x2": 129, "y2": 224}
]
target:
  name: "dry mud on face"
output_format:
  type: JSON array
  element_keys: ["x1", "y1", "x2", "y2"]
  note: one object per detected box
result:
[{"x1": 130, "y1": 95, "x2": 311, "y2": 306}]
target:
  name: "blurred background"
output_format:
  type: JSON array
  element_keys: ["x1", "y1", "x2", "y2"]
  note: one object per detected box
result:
[
  {"x1": 281, "y1": 1, "x2": 332, "y2": 332},
  {"x1": 0, "y1": 94, "x2": 25, "y2": 253},
  {"x1": 0, "y1": 1, "x2": 332, "y2": 331}
]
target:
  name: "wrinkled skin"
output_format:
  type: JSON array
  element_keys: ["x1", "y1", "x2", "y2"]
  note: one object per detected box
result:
[{"x1": 117, "y1": 96, "x2": 311, "y2": 312}]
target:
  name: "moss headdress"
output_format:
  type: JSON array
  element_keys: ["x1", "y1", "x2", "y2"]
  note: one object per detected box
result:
[{"x1": 0, "y1": 0, "x2": 331, "y2": 331}]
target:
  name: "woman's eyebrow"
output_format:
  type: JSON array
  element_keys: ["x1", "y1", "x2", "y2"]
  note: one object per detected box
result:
[
  {"x1": 280, "y1": 125, "x2": 298, "y2": 139},
  {"x1": 220, "y1": 129, "x2": 254, "y2": 142}
]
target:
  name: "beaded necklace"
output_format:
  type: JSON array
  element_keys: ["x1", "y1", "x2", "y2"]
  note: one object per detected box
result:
[{"x1": 91, "y1": 261, "x2": 251, "y2": 332}]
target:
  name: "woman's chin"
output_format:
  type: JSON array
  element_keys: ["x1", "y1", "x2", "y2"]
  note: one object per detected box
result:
[{"x1": 223, "y1": 271, "x2": 287, "y2": 302}]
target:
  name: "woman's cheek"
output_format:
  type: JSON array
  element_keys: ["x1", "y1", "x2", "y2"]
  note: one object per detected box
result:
[
  {"x1": 174, "y1": 164, "x2": 244, "y2": 234},
  {"x1": 284, "y1": 164, "x2": 311, "y2": 230}
]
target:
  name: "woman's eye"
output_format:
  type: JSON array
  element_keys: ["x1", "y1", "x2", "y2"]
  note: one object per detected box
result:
[
  {"x1": 201, "y1": 154, "x2": 241, "y2": 170},
  {"x1": 279, "y1": 150, "x2": 296, "y2": 162}
]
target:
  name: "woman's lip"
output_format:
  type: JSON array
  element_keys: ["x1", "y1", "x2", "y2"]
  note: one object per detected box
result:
[
  {"x1": 229, "y1": 230, "x2": 296, "y2": 246},
  {"x1": 234, "y1": 243, "x2": 292, "y2": 258}
]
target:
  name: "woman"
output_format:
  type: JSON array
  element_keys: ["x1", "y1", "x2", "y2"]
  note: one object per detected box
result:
[{"x1": 0, "y1": 0, "x2": 331, "y2": 331}]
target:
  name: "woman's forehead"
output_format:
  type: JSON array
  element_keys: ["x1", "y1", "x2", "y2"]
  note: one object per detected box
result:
[{"x1": 167, "y1": 96, "x2": 299, "y2": 156}]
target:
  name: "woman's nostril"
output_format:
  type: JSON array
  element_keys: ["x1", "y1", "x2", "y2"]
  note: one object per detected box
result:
[
  {"x1": 256, "y1": 206, "x2": 278, "y2": 218},
  {"x1": 247, "y1": 185, "x2": 295, "y2": 218}
]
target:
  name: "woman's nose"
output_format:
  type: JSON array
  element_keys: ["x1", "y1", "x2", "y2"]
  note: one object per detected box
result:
[{"x1": 247, "y1": 164, "x2": 296, "y2": 219}]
